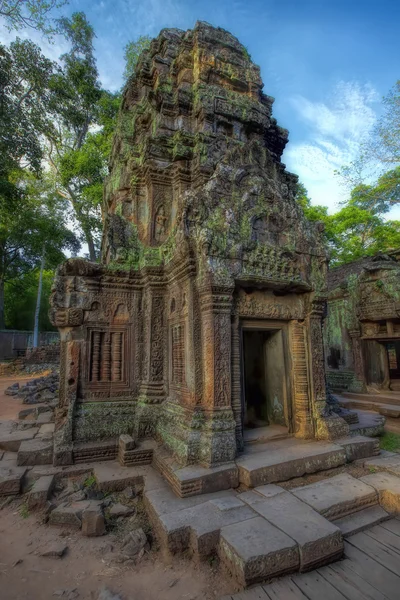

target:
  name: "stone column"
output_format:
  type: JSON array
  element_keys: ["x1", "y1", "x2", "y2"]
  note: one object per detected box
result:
[
  {"x1": 348, "y1": 327, "x2": 367, "y2": 393},
  {"x1": 197, "y1": 286, "x2": 236, "y2": 466},
  {"x1": 308, "y1": 299, "x2": 349, "y2": 440}
]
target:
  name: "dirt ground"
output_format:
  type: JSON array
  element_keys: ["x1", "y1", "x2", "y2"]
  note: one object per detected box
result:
[
  {"x1": 0, "y1": 374, "x2": 231, "y2": 600},
  {"x1": 0, "y1": 501, "x2": 229, "y2": 600}
]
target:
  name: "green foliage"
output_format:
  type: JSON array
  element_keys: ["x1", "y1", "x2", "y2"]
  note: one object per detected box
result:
[
  {"x1": 19, "y1": 503, "x2": 30, "y2": 519},
  {"x1": 0, "y1": 0, "x2": 68, "y2": 40},
  {"x1": 0, "y1": 172, "x2": 80, "y2": 328},
  {"x1": 380, "y1": 432, "x2": 400, "y2": 453},
  {"x1": 0, "y1": 38, "x2": 58, "y2": 208},
  {"x1": 5, "y1": 270, "x2": 55, "y2": 331},
  {"x1": 296, "y1": 179, "x2": 400, "y2": 266},
  {"x1": 123, "y1": 36, "x2": 151, "y2": 82}
]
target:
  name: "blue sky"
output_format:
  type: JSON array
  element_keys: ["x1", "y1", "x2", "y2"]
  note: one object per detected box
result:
[{"x1": 1, "y1": 0, "x2": 399, "y2": 213}]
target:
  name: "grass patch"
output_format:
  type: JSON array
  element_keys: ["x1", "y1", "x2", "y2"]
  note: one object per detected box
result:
[
  {"x1": 380, "y1": 432, "x2": 400, "y2": 453},
  {"x1": 19, "y1": 503, "x2": 30, "y2": 519},
  {"x1": 83, "y1": 474, "x2": 97, "y2": 489}
]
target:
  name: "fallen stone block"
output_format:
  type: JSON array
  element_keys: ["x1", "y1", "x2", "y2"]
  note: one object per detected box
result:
[
  {"x1": 120, "y1": 528, "x2": 148, "y2": 559},
  {"x1": 291, "y1": 473, "x2": 378, "y2": 520},
  {"x1": 248, "y1": 490, "x2": 343, "y2": 570},
  {"x1": 17, "y1": 438, "x2": 53, "y2": 466},
  {"x1": 49, "y1": 500, "x2": 91, "y2": 528},
  {"x1": 219, "y1": 516, "x2": 299, "y2": 586},
  {"x1": 0, "y1": 465, "x2": 26, "y2": 496},
  {"x1": 82, "y1": 501, "x2": 105, "y2": 537},
  {"x1": 28, "y1": 475, "x2": 54, "y2": 509},
  {"x1": 108, "y1": 502, "x2": 135, "y2": 518}
]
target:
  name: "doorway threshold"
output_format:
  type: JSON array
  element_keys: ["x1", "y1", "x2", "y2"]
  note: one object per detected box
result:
[{"x1": 243, "y1": 424, "x2": 289, "y2": 445}]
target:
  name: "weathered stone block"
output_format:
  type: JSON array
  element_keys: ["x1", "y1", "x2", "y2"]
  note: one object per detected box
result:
[
  {"x1": 248, "y1": 490, "x2": 344, "y2": 570},
  {"x1": 94, "y1": 462, "x2": 145, "y2": 493},
  {"x1": 17, "y1": 438, "x2": 53, "y2": 466},
  {"x1": 292, "y1": 473, "x2": 378, "y2": 520},
  {"x1": 219, "y1": 517, "x2": 299, "y2": 586},
  {"x1": 0, "y1": 465, "x2": 26, "y2": 496},
  {"x1": 339, "y1": 435, "x2": 380, "y2": 462},
  {"x1": 82, "y1": 501, "x2": 105, "y2": 537},
  {"x1": 49, "y1": 501, "x2": 90, "y2": 528},
  {"x1": 28, "y1": 474, "x2": 55, "y2": 509}
]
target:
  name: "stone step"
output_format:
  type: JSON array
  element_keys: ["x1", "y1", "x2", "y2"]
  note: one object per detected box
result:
[
  {"x1": 347, "y1": 410, "x2": 386, "y2": 436},
  {"x1": 219, "y1": 516, "x2": 299, "y2": 587},
  {"x1": 340, "y1": 394, "x2": 400, "y2": 417},
  {"x1": 333, "y1": 505, "x2": 390, "y2": 537},
  {"x1": 291, "y1": 473, "x2": 379, "y2": 521},
  {"x1": 236, "y1": 439, "x2": 347, "y2": 488},
  {"x1": 28, "y1": 474, "x2": 55, "y2": 509},
  {"x1": 153, "y1": 446, "x2": 238, "y2": 498},
  {"x1": 342, "y1": 391, "x2": 400, "y2": 406},
  {"x1": 146, "y1": 476, "x2": 345, "y2": 588},
  {"x1": 17, "y1": 438, "x2": 53, "y2": 466}
]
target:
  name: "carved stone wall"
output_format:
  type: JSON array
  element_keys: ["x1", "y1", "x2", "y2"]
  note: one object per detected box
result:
[{"x1": 325, "y1": 252, "x2": 400, "y2": 392}]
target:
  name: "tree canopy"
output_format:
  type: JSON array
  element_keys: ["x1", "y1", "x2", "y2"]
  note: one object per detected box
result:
[{"x1": 0, "y1": 0, "x2": 68, "y2": 40}]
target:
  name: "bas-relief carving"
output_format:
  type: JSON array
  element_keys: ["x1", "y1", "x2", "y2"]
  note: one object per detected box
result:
[{"x1": 50, "y1": 22, "x2": 333, "y2": 466}]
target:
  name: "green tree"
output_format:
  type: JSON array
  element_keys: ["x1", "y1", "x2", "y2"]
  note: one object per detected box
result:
[
  {"x1": 0, "y1": 38, "x2": 58, "y2": 208},
  {"x1": 123, "y1": 36, "x2": 151, "y2": 82},
  {"x1": 5, "y1": 269, "x2": 55, "y2": 331},
  {"x1": 295, "y1": 182, "x2": 329, "y2": 222},
  {"x1": 0, "y1": 0, "x2": 68, "y2": 40},
  {"x1": 0, "y1": 174, "x2": 80, "y2": 329},
  {"x1": 45, "y1": 12, "x2": 120, "y2": 260}
]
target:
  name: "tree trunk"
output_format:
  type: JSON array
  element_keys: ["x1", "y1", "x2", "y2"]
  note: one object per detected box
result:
[
  {"x1": 86, "y1": 232, "x2": 97, "y2": 262},
  {"x1": 33, "y1": 248, "x2": 45, "y2": 348},
  {"x1": 0, "y1": 277, "x2": 5, "y2": 330}
]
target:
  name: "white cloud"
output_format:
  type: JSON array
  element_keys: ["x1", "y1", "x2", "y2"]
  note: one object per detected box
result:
[{"x1": 284, "y1": 81, "x2": 380, "y2": 212}]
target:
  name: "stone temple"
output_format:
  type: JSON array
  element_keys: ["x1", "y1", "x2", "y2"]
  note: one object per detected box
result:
[
  {"x1": 325, "y1": 251, "x2": 400, "y2": 394},
  {"x1": 50, "y1": 22, "x2": 358, "y2": 475}
]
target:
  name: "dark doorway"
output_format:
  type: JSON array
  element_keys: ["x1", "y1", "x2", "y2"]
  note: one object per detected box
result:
[{"x1": 242, "y1": 328, "x2": 288, "y2": 430}]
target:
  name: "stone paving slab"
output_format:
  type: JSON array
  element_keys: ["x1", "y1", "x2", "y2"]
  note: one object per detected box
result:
[
  {"x1": 247, "y1": 490, "x2": 343, "y2": 571},
  {"x1": 0, "y1": 428, "x2": 39, "y2": 452},
  {"x1": 333, "y1": 505, "x2": 390, "y2": 537},
  {"x1": 219, "y1": 516, "x2": 299, "y2": 587},
  {"x1": 236, "y1": 440, "x2": 346, "y2": 487},
  {"x1": 94, "y1": 462, "x2": 146, "y2": 493},
  {"x1": 361, "y1": 472, "x2": 400, "y2": 512},
  {"x1": 17, "y1": 438, "x2": 53, "y2": 466},
  {"x1": 364, "y1": 453, "x2": 400, "y2": 476},
  {"x1": 291, "y1": 473, "x2": 378, "y2": 520},
  {"x1": 338, "y1": 436, "x2": 379, "y2": 461}
]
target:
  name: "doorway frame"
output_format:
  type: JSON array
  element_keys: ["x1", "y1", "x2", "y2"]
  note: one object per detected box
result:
[{"x1": 240, "y1": 319, "x2": 293, "y2": 438}]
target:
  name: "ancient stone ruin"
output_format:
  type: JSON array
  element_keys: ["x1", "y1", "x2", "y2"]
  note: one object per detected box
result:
[
  {"x1": 325, "y1": 250, "x2": 400, "y2": 394},
  {"x1": 50, "y1": 21, "x2": 352, "y2": 472}
]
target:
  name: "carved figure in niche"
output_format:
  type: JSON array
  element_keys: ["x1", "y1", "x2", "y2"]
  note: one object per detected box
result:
[
  {"x1": 154, "y1": 205, "x2": 168, "y2": 243},
  {"x1": 251, "y1": 217, "x2": 269, "y2": 243}
]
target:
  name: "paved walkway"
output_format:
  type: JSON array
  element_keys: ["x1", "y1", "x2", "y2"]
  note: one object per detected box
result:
[{"x1": 224, "y1": 518, "x2": 400, "y2": 599}]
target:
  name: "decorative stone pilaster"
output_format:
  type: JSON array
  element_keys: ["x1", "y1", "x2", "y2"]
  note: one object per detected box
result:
[
  {"x1": 231, "y1": 315, "x2": 244, "y2": 452},
  {"x1": 348, "y1": 327, "x2": 367, "y2": 393},
  {"x1": 136, "y1": 275, "x2": 166, "y2": 437},
  {"x1": 308, "y1": 299, "x2": 349, "y2": 440},
  {"x1": 197, "y1": 285, "x2": 237, "y2": 466},
  {"x1": 49, "y1": 306, "x2": 85, "y2": 465}
]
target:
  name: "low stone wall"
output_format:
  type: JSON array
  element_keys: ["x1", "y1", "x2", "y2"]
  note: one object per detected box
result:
[{"x1": 25, "y1": 345, "x2": 60, "y2": 365}]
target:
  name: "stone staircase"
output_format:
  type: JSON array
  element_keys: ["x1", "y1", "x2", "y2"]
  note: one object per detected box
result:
[
  {"x1": 145, "y1": 459, "x2": 400, "y2": 589},
  {"x1": 339, "y1": 391, "x2": 400, "y2": 418},
  {"x1": 153, "y1": 435, "x2": 379, "y2": 498}
]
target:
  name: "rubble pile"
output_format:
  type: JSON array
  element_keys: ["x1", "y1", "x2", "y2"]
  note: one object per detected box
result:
[{"x1": 5, "y1": 372, "x2": 59, "y2": 405}]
